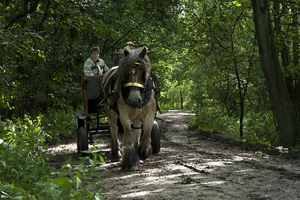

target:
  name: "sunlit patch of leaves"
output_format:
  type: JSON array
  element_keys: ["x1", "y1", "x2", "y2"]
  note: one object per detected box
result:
[{"x1": 180, "y1": 177, "x2": 198, "y2": 184}]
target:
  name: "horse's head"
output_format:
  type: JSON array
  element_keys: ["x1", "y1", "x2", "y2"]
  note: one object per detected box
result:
[{"x1": 116, "y1": 47, "x2": 151, "y2": 108}]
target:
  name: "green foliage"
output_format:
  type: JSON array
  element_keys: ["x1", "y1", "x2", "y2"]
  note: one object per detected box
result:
[
  {"x1": 0, "y1": 117, "x2": 105, "y2": 199},
  {"x1": 192, "y1": 96, "x2": 278, "y2": 146},
  {"x1": 159, "y1": 79, "x2": 194, "y2": 111},
  {"x1": 54, "y1": 156, "x2": 105, "y2": 200},
  {"x1": 0, "y1": 0, "x2": 181, "y2": 119},
  {"x1": 0, "y1": 116, "x2": 57, "y2": 199},
  {"x1": 181, "y1": 177, "x2": 197, "y2": 184},
  {"x1": 243, "y1": 113, "x2": 278, "y2": 146},
  {"x1": 41, "y1": 108, "x2": 79, "y2": 144},
  {"x1": 166, "y1": 0, "x2": 292, "y2": 147},
  {"x1": 1, "y1": 0, "x2": 300, "y2": 148}
]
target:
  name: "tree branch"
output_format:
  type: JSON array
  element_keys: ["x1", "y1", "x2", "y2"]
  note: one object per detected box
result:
[
  {"x1": 103, "y1": 17, "x2": 150, "y2": 55},
  {"x1": 4, "y1": 0, "x2": 40, "y2": 29}
]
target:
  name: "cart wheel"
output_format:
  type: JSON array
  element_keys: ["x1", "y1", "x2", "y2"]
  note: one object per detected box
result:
[
  {"x1": 76, "y1": 128, "x2": 80, "y2": 153},
  {"x1": 78, "y1": 127, "x2": 90, "y2": 156},
  {"x1": 151, "y1": 121, "x2": 160, "y2": 153}
]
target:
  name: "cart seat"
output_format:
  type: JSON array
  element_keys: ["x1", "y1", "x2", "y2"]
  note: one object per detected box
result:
[
  {"x1": 87, "y1": 78, "x2": 101, "y2": 99},
  {"x1": 82, "y1": 75, "x2": 104, "y2": 116}
]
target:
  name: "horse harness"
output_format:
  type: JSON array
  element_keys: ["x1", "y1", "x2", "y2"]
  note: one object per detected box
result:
[
  {"x1": 124, "y1": 61, "x2": 146, "y2": 91},
  {"x1": 102, "y1": 62, "x2": 161, "y2": 116}
]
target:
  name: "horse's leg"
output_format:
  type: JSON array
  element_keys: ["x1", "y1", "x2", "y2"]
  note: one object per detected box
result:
[
  {"x1": 120, "y1": 116, "x2": 140, "y2": 171},
  {"x1": 138, "y1": 115, "x2": 154, "y2": 160},
  {"x1": 132, "y1": 120, "x2": 142, "y2": 152},
  {"x1": 107, "y1": 111, "x2": 122, "y2": 162}
]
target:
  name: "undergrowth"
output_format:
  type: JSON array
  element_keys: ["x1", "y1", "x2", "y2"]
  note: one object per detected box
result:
[
  {"x1": 0, "y1": 111, "x2": 105, "y2": 199},
  {"x1": 191, "y1": 107, "x2": 281, "y2": 148}
]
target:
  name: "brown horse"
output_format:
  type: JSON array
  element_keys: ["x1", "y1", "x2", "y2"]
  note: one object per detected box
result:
[{"x1": 102, "y1": 47, "x2": 157, "y2": 170}]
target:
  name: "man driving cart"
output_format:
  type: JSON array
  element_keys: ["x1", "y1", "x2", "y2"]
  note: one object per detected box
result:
[{"x1": 83, "y1": 46, "x2": 109, "y2": 76}]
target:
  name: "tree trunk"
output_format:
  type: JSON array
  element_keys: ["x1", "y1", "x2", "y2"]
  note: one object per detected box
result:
[
  {"x1": 180, "y1": 90, "x2": 183, "y2": 109},
  {"x1": 251, "y1": 0, "x2": 300, "y2": 147},
  {"x1": 273, "y1": 1, "x2": 296, "y2": 117},
  {"x1": 291, "y1": 4, "x2": 300, "y2": 118}
]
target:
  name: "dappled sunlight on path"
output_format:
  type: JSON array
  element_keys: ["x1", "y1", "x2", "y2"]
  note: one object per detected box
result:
[{"x1": 48, "y1": 110, "x2": 300, "y2": 200}]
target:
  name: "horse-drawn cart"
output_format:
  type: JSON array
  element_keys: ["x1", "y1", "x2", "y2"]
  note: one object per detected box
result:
[
  {"x1": 75, "y1": 74, "x2": 160, "y2": 157},
  {"x1": 75, "y1": 75, "x2": 109, "y2": 156}
]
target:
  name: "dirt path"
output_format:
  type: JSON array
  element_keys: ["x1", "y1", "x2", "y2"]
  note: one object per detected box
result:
[{"x1": 49, "y1": 110, "x2": 300, "y2": 200}]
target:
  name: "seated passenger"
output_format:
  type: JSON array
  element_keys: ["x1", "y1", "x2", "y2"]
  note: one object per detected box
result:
[{"x1": 83, "y1": 46, "x2": 109, "y2": 76}]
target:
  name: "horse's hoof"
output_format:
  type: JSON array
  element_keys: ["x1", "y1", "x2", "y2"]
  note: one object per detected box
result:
[
  {"x1": 111, "y1": 151, "x2": 122, "y2": 162},
  {"x1": 121, "y1": 157, "x2": 140, "y2": 171},
  {"x1": 111, "y1": 156, "x2": 122, "y2": 162},
  {"x1": 122, "y1": 165, "x2": 139, "y2": 171},
  {"x1": 138, "y1": 146, "x2": 151, "y2": 160}
]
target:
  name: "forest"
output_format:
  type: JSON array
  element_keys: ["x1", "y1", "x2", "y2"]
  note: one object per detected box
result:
[{"x1": 0, "y1": 0, "x2": 300, "y2": 199}]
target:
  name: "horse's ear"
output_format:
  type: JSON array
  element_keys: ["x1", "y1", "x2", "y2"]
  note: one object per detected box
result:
[
  {"x1": 124, "y1": 49, "x2": 129, "y2": 56},
  {"x1": 139, "y1": 47, "x2": 147, "y2": 59}
]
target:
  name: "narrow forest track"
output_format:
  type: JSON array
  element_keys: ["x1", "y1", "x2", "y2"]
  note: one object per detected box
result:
[{"x1": 48, "y1": 110, "x2": 300, "y2": 200}]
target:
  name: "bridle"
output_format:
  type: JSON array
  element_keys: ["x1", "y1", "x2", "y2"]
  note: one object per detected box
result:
[
  {"x1": 123, "y1": 60, "x2": 148, "y2": 91},
  {"x1": 119, "y1": 48, "x2": 155, "y2": 109}
]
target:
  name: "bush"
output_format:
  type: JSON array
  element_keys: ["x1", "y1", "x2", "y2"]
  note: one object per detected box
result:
[
  {"x1": 0, "y1": 115, "x2": 105, "y2": 200},
  {"x1": 0, "y1": 116, "x2": 58, "y2": 199},
  {"x1": 41, "y1": 107, "x2": 79, "y2": 144},
  {"x1": 54, "y1": 156, "x2": 105, "y2": 200}
]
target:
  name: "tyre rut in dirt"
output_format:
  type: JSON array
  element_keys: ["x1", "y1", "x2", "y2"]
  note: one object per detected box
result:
[
  {"x1": 151, "y1": 121, "x2": 160, "y2": 153},
  {"x1": 78, "y1": 126, "x2": 90, "y2": 156}
]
